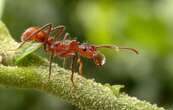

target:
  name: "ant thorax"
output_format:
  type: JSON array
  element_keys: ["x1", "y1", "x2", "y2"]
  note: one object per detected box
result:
[{"x1": 48, "y1": 40, "x2": 79, "y2": 57}]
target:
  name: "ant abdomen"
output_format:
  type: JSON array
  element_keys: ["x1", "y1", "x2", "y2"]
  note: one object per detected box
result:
[{"x1": 21, "y1": 27, "x2": 48, "y2": 43}]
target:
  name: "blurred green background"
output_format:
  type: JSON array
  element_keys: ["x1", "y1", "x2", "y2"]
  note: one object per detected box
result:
[{"x1": 1, "y1": 0, "x2": 173, "y2": 110}]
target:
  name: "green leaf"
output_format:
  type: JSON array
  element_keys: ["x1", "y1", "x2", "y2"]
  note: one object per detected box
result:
[
  {"x1": 104, "y1": 83, "x2": 124, "y2": 96},
  {"x1": 15, "y1": 42, "x2": 43, "y2": 64}
]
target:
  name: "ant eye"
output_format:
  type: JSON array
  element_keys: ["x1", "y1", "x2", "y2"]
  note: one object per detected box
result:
[{"x1": 82, "y1": 48, "x2": 87, "y2": 51}]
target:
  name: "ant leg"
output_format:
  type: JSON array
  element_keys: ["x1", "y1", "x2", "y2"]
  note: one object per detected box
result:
[
  {"x1": 48, "y1": 52, "x2": 54, "y2": 80},
  {"x1": 63, "y1": 33, "x2": 70, "y2": 41},
  {"x1": 51, "y1": 25, "x2": 65, "y2": 40},
  {"x1": 10, "y1": 41, "x2": 26, "y2": 51},
  {"x1": 44, "y1": 44, "x2": 47, "y2": 51},
  {"x1": 71, "y1": 56, "x2": 75, "y2": 86},
  {"x1": 77, "y1": 57, "x2": 83, "y2": 76},
  {"x1": 71, "y1": 55, "x2": 77, "y2": 86}
]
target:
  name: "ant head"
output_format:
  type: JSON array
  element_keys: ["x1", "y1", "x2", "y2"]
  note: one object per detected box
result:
[
  {"x1": 78, "y1": 43, "x2": 106, "y2": 66},
  {"x1": 21, "y1": 27, "x2": 47, "y2": 42},
  {"x1": 78, "y1": 43, "x2": 96, "y2": 58}
]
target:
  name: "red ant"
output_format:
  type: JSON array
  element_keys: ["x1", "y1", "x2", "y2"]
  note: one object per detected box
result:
[{"x1": 19, "y1": 23, "x2": 139, "y2": 86}]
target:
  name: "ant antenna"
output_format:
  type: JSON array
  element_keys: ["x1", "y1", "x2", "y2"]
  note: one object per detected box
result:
[{"x1": 94, "y1": 44, "x2": 139, "y2": 54}]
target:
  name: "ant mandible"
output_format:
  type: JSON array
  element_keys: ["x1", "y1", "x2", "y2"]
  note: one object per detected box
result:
[{"x1": 19, "y1": 23, "x2": 139, "y2": 86}]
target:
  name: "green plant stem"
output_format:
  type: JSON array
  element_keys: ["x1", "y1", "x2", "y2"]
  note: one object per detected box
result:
[{"x1": 0, "y1": 21, "x2": 165, "y2": 110}]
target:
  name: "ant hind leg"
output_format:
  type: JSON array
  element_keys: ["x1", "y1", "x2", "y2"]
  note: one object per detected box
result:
[
  {"x1": 63, "y1": 33, "x2": 70, "y2": 41},
  {"x1": 51, "y1": 25, "x2": 65, "y2": 40}
]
